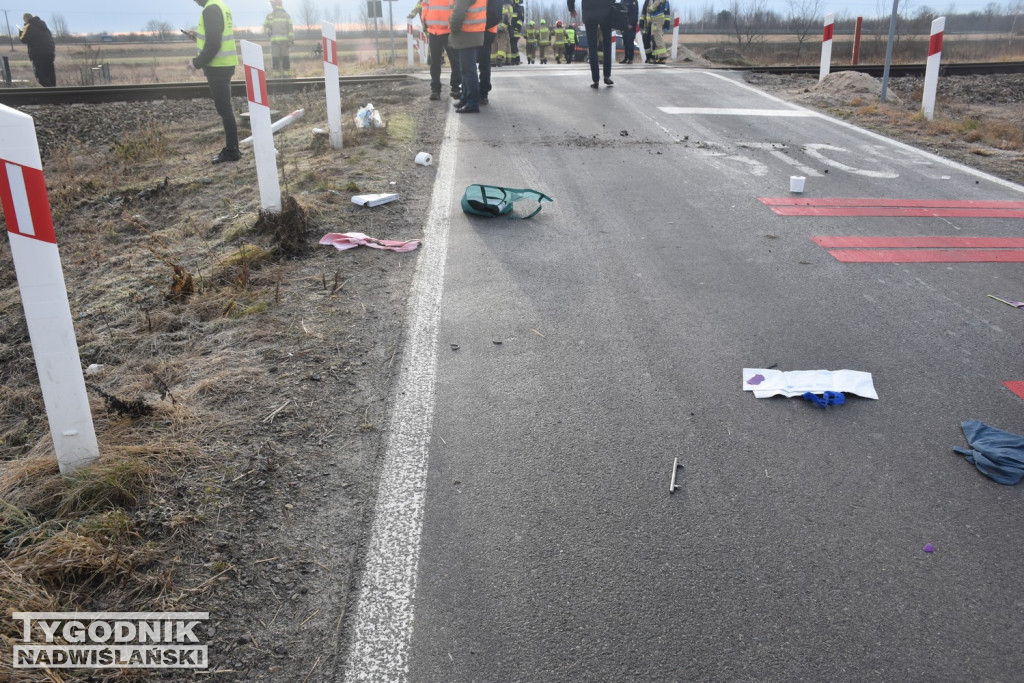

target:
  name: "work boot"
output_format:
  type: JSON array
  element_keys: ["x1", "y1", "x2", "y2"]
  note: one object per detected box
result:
[
  {"x1": 212, "y1": 147, "x2": 241, "y2": 164},
  {"x1": 450, "y1": 88, "x2": 462, "y2": 99},
  {"x1": 429, "y1": 91, "x2": 441, "y2": 100}
]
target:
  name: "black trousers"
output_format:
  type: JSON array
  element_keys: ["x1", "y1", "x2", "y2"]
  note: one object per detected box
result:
[
  {"x1": 478, "y1": 31, "x2": 494, "y2": 95},
  {"x1": 32, "y1": 56, "x2": 56, "y2": 87},
  {"x1": 205, "y1": 66, "x2": 238, "y2": 151},
  {"x1": 428, "y1": 32, "x2": 461, "y2": 93},
  {"x1": 623, "y1": 26, "x2": 636, "y2": 61},
  {"x1": 584, "y1": 20, "x2": 612, "y2": 82}
]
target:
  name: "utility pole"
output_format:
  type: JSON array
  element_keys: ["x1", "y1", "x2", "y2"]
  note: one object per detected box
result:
[
  {"x1": 387, "y1": 0, "x2": 395, "y2": 65},
  {"x1": 2, "y1": 10, "x2": 15, "y2": 51}
]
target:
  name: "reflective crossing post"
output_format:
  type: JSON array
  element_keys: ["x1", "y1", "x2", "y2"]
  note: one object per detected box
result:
[
  {"x1": 0, "y1": 104, "x2": 99, "y2": 474},
  {"x1": 241, "y1": 40, "x2": 281, "y2": 212},
  {"x1": 322, "y1": 22, "x2": 343, "y2": 149},
  {"x1": 922, "y1": 16, "x2": 945, "y2": 121},
  {"x1": 670, "y1": 10, "x2": 680, "y2": 60},
  {"x1": 819, "y1": 12, "x2": 834, "y2": 82}
]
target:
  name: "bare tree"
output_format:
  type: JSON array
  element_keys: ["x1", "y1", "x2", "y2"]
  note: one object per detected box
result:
[
  {"x1": 300, "y1": 0, "x2": 321, "y2": 33},
  {"x1": 729, "y1": 0, "x2": 770, "y2": 45},
  {"x1": 50, "y1": 13, "x2": 70, "y2": 40},
  {"x1": 145, "y1": 19, "x2": 175, "y2": 41},
  {"x1": 787, "y1": 0, "x2": 823, "y2": 56}
]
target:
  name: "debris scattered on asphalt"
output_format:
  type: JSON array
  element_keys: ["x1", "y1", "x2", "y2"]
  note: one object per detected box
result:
[
  {"x1": 461, "y1": 184, "x2": 553, "y2": 218},
  {"x1": 319, "y1": 232, "x2": 420, "y2": 252},
  {"x1": 742, "y1": 368, "x2": 878, "y2": 399},
  {"x1": 923, "y1": 543, "x2": 935, "y2": 553},
  {"x1": 669, "y1": 457, "x2": 682, "y2": 494},
  {"x1": 953, "y1": 419, "x2": 1024, "y2": 485},
  {"x1": 988, "y1": 294, "x2": 1024, "y2": 310}
]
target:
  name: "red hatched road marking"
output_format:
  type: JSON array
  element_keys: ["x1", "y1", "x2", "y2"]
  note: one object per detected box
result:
[
  {"x1": 760, "y1": 197, "x2": 1024, "y2": 218},
  {"x1": 812, "y1": 236, "x2": 1024, "y2": 248},
  {"x1": 761, "y1": 198, "x2": 1024, "y2": 208},
  {"x1": 1004, "y1": 382, "x2": 1024, "y2": 401},
  {"x1": 826, "y1": 249, "x2": 1024, "y2": 263}
]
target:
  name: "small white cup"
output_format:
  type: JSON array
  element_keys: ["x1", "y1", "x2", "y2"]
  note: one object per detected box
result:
[
  {"x1": 415, "y1": 152, "x2": 432, "y2": 166},
  {"x1": 790, "y1": 176, "x2": 806, "y2": 193}
]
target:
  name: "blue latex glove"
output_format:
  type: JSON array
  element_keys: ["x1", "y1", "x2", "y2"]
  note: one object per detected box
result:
[{"x1": 802, "y1": 391, "x2": 846, "y2": 409}]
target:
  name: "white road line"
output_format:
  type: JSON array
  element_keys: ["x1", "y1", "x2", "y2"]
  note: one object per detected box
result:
[
  {"x1": 658, "y1": 107, "x2": 816, "y2": 116},
  {"x1": 343, "y1": 108, "x2": 459, "y2": 682}
]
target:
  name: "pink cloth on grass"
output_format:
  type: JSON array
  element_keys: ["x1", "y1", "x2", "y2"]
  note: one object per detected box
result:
[{"x1": 319, "y1": 232, "x2": 421, "y2": 252}]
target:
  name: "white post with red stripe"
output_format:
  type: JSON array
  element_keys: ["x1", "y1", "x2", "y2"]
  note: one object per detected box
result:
[
  {"x1": 406, "y1": 23, "x2": 415, "y2": 65},
  {"x1": 0, "y1": 104, "x2": 98, "y2": 474},
  {"x1": 241, "y1": 40, "x2": 281, "y2": 212},
  {"x1": 922, "y1": 16, "x2": 945, "y2": 120},
  {"x1": 670, "y1": 10, "x2": 680, "y2": 60},
  {"x1": 636, "y1": 26, "x2": 647, "y2": 63},
  {"x1": 419, "y1": 29, "x2": 428, "y2": 63},
  {"x1": 819, "y1": 12, "x2": 834, "y2": 82},
  {"x1": 322, "y1": 22, "x2": 343, "y2": 149}
]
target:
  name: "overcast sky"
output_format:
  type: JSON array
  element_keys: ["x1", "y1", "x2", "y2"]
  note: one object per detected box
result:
[{"x1": 7, "y1": 0, "x2": 1017, "y2": 36}]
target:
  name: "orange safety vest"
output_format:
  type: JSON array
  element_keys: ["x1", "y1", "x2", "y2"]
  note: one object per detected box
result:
[
  {"x1": 458, "y1": 0, "x2": 487, "y2": 32},
  {"x1": 422, "y1": 0, "x2": 452, "y2": 35}
]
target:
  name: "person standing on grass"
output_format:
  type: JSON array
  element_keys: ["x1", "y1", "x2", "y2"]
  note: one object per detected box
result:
[
  {"x1": 568, "y1": 0, "x2": 614, "y2": 88},
  {"x1": 264, "y1": 0, "x2": 294, "y2": 78},
  {"x1": 18, "y1": 14, "x2": 56, "y2": 87},
  {"x1": 187, "y1": 0, "x2": 241, "y2": 164},
  {"x1": 448, "y1": 0, "x2": 486, "y2": 113}
]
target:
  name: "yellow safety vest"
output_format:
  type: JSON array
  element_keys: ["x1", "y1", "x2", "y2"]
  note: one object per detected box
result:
[{"x1": 198, "y1": 0, "x2": 237, "y2": 67}]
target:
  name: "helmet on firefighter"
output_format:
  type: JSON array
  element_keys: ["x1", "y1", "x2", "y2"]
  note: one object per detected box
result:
[
  {"x1": 529, "y1": 20, "x2": 535, "y2": 25},
  {"x1": 555, "y1": 20, "x2": 562, "y2": 27},
  {"x1": 270, "y1": 0, "x2": 283, "y2": 6},
  {"x1": 540, "y1": 18, "x2": 546, "y2": 23}
]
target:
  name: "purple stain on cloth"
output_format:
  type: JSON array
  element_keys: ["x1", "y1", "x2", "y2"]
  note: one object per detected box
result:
[
  {"x1": 923, "y1": 543, "x2": 935, "y2": 553},
  {"x1": 747, "y1": 374, "x2": 765, "y2": 386}
]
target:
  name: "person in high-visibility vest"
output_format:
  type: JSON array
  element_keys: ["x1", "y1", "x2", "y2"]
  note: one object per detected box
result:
[
  {"x1": 410, "y1": 0, "x2": 462, "y2": 100},
  {"x1": 509, "y1": 0, "x2": 523, "y2": 64},
  {"x1": 449, "y1": 0, "x2": 487, "y2": 113},
  {"x1": 264, "y1": 0, "x2": 294, "y2": 77},
  {"x1": 495, "y1": 1, "x2": 512, "y2": 65},
  {"x1": 564, "y1": 23, "x2": 576, "y2": 63},
  {"x1": 551, "y1": 20, "x2": 566, "y2": 64},
  {"x1": 646, "y1": 0, "x2": 668, "y2": 63},
  {"x1": 537, "y1": 19, "x2": 550, "y2": 64},
  {"x1": 525, "y1": 20, "x2": 538, "y2": 64},
  {"x1": 188, "y1": 0, "x2": 240, "y2": 164}
]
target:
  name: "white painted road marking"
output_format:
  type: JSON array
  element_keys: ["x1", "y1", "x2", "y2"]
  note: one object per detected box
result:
[
  {"x1": 343, "y1": 109, "x2": 458, "y2": 682},
  {"x1": 658, "y1": 107, "x2": 816, "y2": 116}
]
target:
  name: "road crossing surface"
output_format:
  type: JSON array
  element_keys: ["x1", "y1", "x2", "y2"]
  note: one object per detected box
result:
[{"x1": 344, "y1": 65, "x2": 1024, "y2": 682}]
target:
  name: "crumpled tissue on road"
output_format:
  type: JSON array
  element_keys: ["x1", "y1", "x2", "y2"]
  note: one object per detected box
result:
[
  {"x1": 742, "y1": 368, "x2": 878, "y2": 399},
  {"x1": 954, "y1": 419, "x2": 1024, "y2": 485}
]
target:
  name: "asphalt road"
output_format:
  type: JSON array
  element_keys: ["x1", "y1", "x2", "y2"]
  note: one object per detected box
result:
[{"x1": 345, "y1": 64, "x2": 1024, "y2": 682}]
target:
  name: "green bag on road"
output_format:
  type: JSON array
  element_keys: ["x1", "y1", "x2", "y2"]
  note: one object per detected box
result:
[{"x1": 461, "y1": 185, "x2": 553, "y2": 219}]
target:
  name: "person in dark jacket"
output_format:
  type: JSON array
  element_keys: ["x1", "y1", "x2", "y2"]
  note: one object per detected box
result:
[
  {"x1": 620, "y1": 0, "x2": 639, "y2": 63},
  {"x1": 18, "y1": 14, "x2": 56, "y2": 87},
  {"x1": 187, "y1": 0, "x2": 241, "y2": 164},
  {"x1": 568, "y1": 0, "x2": 613, "y2": 88}
]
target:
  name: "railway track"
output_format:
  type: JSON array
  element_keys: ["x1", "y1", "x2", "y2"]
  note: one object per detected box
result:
[
  {"x1": 0, "y1": 62, "x2": 1020, "y2": 106},
  {"x1": 0, "y1": 73, "x2": 410, "y2": 107}
]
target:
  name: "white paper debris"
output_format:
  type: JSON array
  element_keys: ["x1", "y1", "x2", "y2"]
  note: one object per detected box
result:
[
  {"x1": 742, "y1": 368, "x2": 878, "y2": 399},
  {"x1": 351, "y1": 193, "x2": 399, "y2": 207}
]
